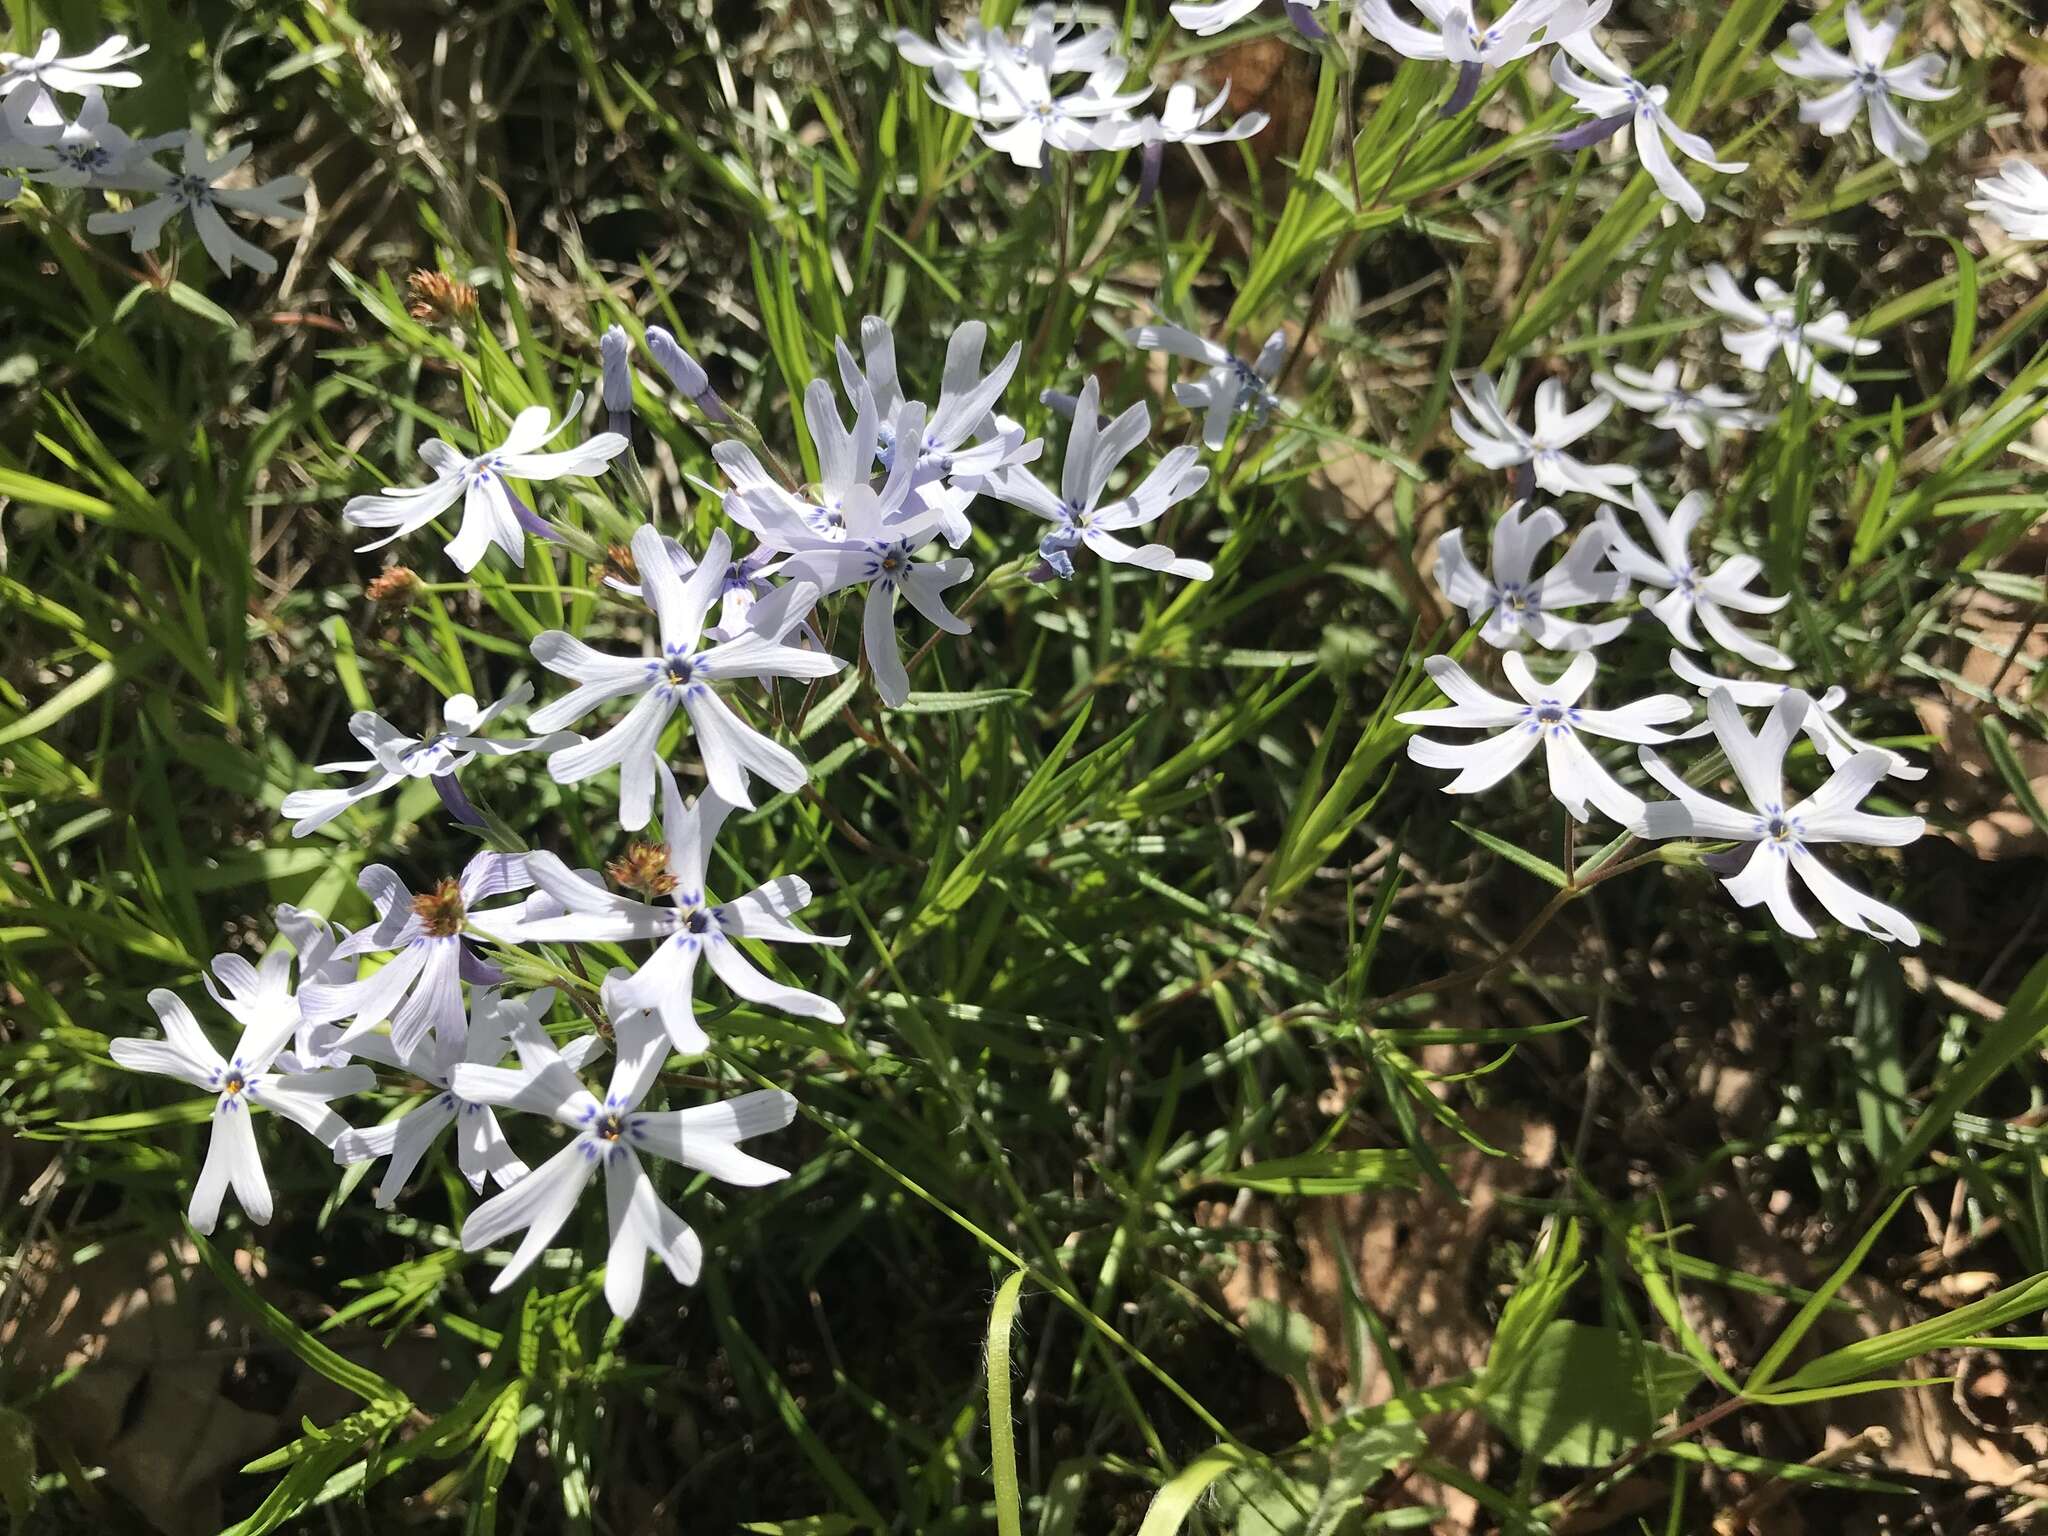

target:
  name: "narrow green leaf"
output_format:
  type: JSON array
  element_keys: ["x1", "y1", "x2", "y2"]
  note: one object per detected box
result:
[
  {"x1": 1455, "y1": 822, "x2": 1569, "y2": 888},
  {"x1": 987, "y1": 1270, "x2": 1028, "y2": 1536},
  {"x1": 1187, "y1": 1149, "x2": 1419, "y2": 1197},
  {"x1": 1746, "y1": 1191, "x2": 1910, "y2": 1395}
]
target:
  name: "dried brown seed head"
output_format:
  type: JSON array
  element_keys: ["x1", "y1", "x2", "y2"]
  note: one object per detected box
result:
[
  {"x1": 365, "y1": 565, "x2": 422, "y2": 606},
  {"x1": 406, "y1": 270, "x2": 478, "y2": 323},
  {"x1": 606, "y1": 843, "x2": 677, "y2": 898},
  {"x1": 410, "y1": 876, "x2": 467, "y2": 937}
]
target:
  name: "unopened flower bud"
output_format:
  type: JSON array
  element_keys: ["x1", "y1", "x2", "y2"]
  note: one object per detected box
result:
[
  {"x1": 600, "y1": 325, "x2": 633, "y2": 434},
  {"x1": 647, "y1": 326, "x2": 730, "y2": 423}
]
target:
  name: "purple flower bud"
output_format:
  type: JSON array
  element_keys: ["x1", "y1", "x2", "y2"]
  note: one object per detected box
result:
[
  {"x1": 648, "y1": 326, "x2": 732, "y2": 422},
  {"x1": 646, "y1": 326, "x2": 706, "y2": 397},
  {"x1": 600, "y1": 324, "x2": 632, "y2": 434},
  {"x1": 1136, "y1": 141, "x2": 1164, "y2": 206},
  {"x1": 1440, "y1": 61, "x2": 1484, "y2": 118},
  {"x1": 1284, "y1": 0, "x2": 1327, "y2": 41},
  {"x1": 432, "y1": 772, "x2": 486, "y2": 828},
  {"x1": 1553, "y1": 110, "x2": 1633, "y2": 153},
  {"x1": 1039, "y1": 388, "x2": 1111, "y2": 429}
]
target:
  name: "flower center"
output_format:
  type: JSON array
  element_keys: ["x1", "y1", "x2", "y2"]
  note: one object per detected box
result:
[
  {"x1": 1757, "y1": 805, "x2": 1804, "y2": 850},
  {"x1": 411, "y1": 877, "x2": 467, "y2": 938},
  {"x1": 212, "y1": 1058, "x2": 256, "y2": 1107},
  {"x1": 1497, "y1": 581, "x2": 1532, "y2": 616},
  {"x1": 172, "y1": 173, "x2": 212, "y2": 206},
  {"x1": 684, "y1": 906, "x2": 714, "y2": 935},
  {"x1": 663, "y1": 653, "x2": 696, "y2": 688},
  {"x1": 594, "y1": 1111, "x2": 627, "y2": 1141}
]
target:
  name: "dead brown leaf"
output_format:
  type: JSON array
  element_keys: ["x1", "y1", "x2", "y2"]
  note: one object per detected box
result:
[
  {"x1": 1223, "y1": 1110, "x2": 1557, "y2": 1532},
  {"x1": 4, "y1": 1237, "x2": 286, "y2": 1535}
]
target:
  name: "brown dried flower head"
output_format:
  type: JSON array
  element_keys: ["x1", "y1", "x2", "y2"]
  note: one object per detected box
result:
[
  {"x1": 406, "y1": 270, "x2": 478, "y2": 323},
  {"x1": 607, "y1": 843, "x2": 677, "y2": 898},
  {"x1": 410, "y1": 876, "x2": 468, "y2": 938},
  {"x1": 365, "y1": 565, "x2": 422, "y2": 606},
  {"x1": 604, "y1": 542, "x2": 640, "y2": 585}
]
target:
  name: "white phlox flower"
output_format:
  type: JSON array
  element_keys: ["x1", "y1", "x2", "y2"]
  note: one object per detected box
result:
[
  {"x1": 1432, "y1": 500, "x2": 1629, "y2": 652},
  {"x1": 86, "y1": 131, "x2": 306, "y2": 276},
  {"x1": 603, "y1": 529, "x2": 793, "y2": 645},
  {"x1": 342, "y1": 397, "x2": 628, "y2": 573},
  {"x1": 714, "y1": 375, "x2": 900, "y2": 547},
  {"x1": 728, "y1": 392, "x2": 975, "y2": 708},
  {"x1": 299, "y1": 853, "x2": 536, "y2": 1064},
  {"x1": 834, "y1": 316, "x2": 1039, "y2": 548},
  {"x1": 0, "y1": 30, "x2": 144, "y2": 127},
  {"x1": 109, "y1": 986, "x2": 373, "y2": 1235},
  {"x1": 452, "y1": 999, "x2": 799, "y2": 1318},
  {"x1": 1088, "y1": 82, "x2": 1270, "y2": 201},
  {"x1": 895, "y1": 4, "x2": 1119, "y2": 77},
  {"x1": 269, "y1": 908, "x2": 365, "y2": 1073},
  {"x1": 1398, "y1": 651, "x2": 1689, "y2": 827},
  {"x1": 1172, "y1": 0, "x2": 1334, "y2": 42},
  {"x1": 1665, "y1": 650, "x2": 1925, "y2": 783},
  {"x1": 985, "y1": 376, "x2": 1211, "y2": 584},
  {"x1": 926, "y1": 50, "x2": 1151, "y2": 170},
  {"x1": 3, "y1": 89, "x2": 158, "y2": 189},
  {"x1": 1598, "y1": 487, "x2": 1791, "y2": 670},
  {"x1": 1551, "y1": 35, "x2": 1748, "y2": 222},
  {"x1": 333, "y1": 987, "x2": 604, "y2": 1208},
  {"x1": 1691, "y1": 264, "x2": 1878, "y2": 407},
  {"x1": 509, "y1": 764, "x2": 848, "y2": 1057},
  {"x1": 1361, "y1": 1, "x2": 1610, "y2": 113},
  {"x1": 1451, "y1": 373, "x2": 1638, "y2": 505},
  {"x1": 1124, "y1": 323, "x2": 1286, "y2": 450},
  {"x1": 200, "y1": 903, "x2": 356, "y2": 1075},
  {"x1": 1592, "y1": 360, "x2": 1774, "y2": 449},
  {"x1": 1967, "y1": 160, "x2": 2048, "y2": 242},
  {"x1": 531, "y1": 524, "x2": 840, "y2": 821},
  {"x1": 282, "y1": 682, "x2": 568, "y2": 836},
  {"x1": 1637, "y1": 688, "x2": 1924, "y2": 945},
  {"x1": 1775, "y1": 5, "x2": 1955, "y2": 166}
]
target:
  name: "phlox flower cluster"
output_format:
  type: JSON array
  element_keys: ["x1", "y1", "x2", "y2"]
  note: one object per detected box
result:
[
  {"x1": 0, "y1": 29, "x2": 307, "y2": 275},
  {"x1": 1415, "y1": 346, "x2": 1925, "y2": 945},
  {"x1": 104, "y1": 0, "x2": 1960, "y2": 1321},
  {"x1": 895, "y1": 4, "x2": 1268, "y2": 183},
  {"x1": 111, "y1": 301, "x2": 1225, "y2": 1317}
]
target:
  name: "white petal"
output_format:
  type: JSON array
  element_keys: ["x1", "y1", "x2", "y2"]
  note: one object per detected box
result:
[
  {"x1": 704, "y1": 936, "x2": 845, "y2": 1022},
  {"x1": 1407, "y1": 725, "x2": 1543, "y2": 794},
  {"x1": 464, "y1": 1140, "x2": 602, "y2": 1293},
  {"x1": 1789, "y1": 849, "x2": 1919, "y2": 945}
]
